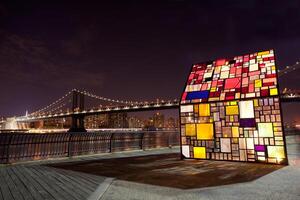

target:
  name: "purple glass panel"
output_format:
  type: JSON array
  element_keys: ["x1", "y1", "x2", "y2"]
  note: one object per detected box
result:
[
  {"x1": 239, "y1": 118, "x2": 256, "y2": 127},
  {"x1": 255, "y1": 145, "x2": 265, "y2": 152}
]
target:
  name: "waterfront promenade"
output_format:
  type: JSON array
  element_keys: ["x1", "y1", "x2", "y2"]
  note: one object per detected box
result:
[{"x1": 0, "y1": 135, "x2": 299, "y2": 200}]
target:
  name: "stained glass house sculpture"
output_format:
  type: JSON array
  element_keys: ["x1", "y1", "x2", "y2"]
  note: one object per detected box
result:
[{"x1": 180, "y1": 49, "x2": 288, "y2": 164}]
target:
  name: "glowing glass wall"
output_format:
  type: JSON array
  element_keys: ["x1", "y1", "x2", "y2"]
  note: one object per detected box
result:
[{"x1": 180, "y1": 50, "x2": 287, "y2": 164}]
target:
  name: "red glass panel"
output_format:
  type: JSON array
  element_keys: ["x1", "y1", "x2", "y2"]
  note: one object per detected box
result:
[
  {"x1": 265, "y1": 74, "x2": 276, "y2": 78},
  {"x1": 225, "y1": 92, "x2": 235, "y2": 100},
  {"x1": 212, "y1": 80, "x2": 218, "y2": 87},
  {"x1": 209, "y1": 92, "x2": 216, "y2": 97},
  {"x1": 249, "y1": 83, "x2": 254, "y2": 92},
  {"x1": 224, "y1": 78, "x2": 241, "y2": 89},
  {"x1": 242, "y1": 67, "x2": 249, "y2": 73},
  {"x1": 241, "y1": 87, "x2": 248, "y2": 94},
  {"x1": 248, "y1": 71, "x2": 261, "y2": 76},
  {"x1": 261, "y1": 89, "x2": 269, "y2": 97},
  {"x1": 182, "y1": 92, "x2": 187, "y2": 100},
  {"x1": 236, "y1": 67, "x2": 242, "y2": 75},
  {"x1": 263, "y1": 82, "x2": 274, "y2": 87},
  {"x1": 230, "y1": 67, "x2": 236, "y2": 74},
  {"x1": 216, "y1": 59, "x2": 226, "y2": 66},
  {"x1": 243, "y1": 57, "x2": 249, "y2": 62}
]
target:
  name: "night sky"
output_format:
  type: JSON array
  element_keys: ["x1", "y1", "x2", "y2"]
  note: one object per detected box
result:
[{"x1": 0, "y1": 1, "x2": 300, "y2": 122}]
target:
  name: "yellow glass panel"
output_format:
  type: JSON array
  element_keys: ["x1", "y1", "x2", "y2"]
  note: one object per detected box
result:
[
  {"x1": 230, "y1": 101, "x2": 237, "y2": 105},
  {"x1": 258, "y1": 50, "x2": 269, "y2": 56},
  {"x1": 193, "y1": 147, "x2": 206, "y2": 159},
  {"x1": 226, "y1": 105, "x2": 239, "y2": 115},
  {"x1": 232, "y1": 127, "x2": 239, "y2": 137},
  {"x1": 270, "y1": 88, "x2": 278, "y2": 96},
  {"x1": 258, "y1": 123, "x2": 273, "y2": 137},
  {"x1": 199, "y1": 104, "x2": 210, "y2": 116},
  {"x1": 196, "y1": 123, "x2": 214, "y2": 139},
  {"x1": 194, "y1": 104, "x2": 198, "y2": 114},
  {"x1": 255, "y1": 79, "x2": 262, "y2": 88},
  {"x1": 267, "y1": 146, "x2": 285, "y2": 159},
  {"x1": 253, "y1": 99, "x2": 258, "y2": 107},
  {"x1": 185, "y1": 124, "x2": 196, "y2": 136},
  {"x1": 274, "y1": 126, "x2": 280, "y2": 132}
]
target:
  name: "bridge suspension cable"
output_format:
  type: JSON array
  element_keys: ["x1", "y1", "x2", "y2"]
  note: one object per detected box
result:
[
  {"x1": 29, "y1": 90, "x2": 73, "y2": 116},
  {"x1": 278, "y1": 60, "x2": 300, "y2": 77},
  {"x1": 74, "y1": 89, "x2": 143, "y2": 105}
]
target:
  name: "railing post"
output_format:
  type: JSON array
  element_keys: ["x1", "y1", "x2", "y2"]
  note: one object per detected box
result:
[
  {"x1": 109, "y1": 132, "x2": 114, "y2": 153},
  {"x1": 6, "y1": 134, "x2": 12, "y2": 164},
  {"x1": 67, "y1": 133, "x2": 73, "y2": 157},
  {"x1": 140, "y1": 132, "x2": 145, "y2": 150},
  {"x1": 168, "y1": 132, "x2": 172, "y2": 148}
]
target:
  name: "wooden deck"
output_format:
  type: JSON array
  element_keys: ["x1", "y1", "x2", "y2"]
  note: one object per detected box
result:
[
  {"x1": 0, "y1": 147, "x2": 179, "y2": 200},
  {"x1": 0, "y1": 165, "x2": 106, "y2": 200}
]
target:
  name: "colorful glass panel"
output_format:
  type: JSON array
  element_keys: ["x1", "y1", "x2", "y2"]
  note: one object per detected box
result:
[
  {"x1": 180, "y1": 49, "x2": 287, "y2": 164},
  {"x1": 199, "y1": 104, "x2": 210, "y2": 116},
  {"x1": 193, "y1": 147, "x2": 206, "y2": 159},
  {"x1": 196, "y1": 123, "x2": 214, "y2": 140},
  {"x1": 185, "y1": 124, "x2": 196, "y2": 136},
  {"x1": 181, "y1": 49, "x2": 279, "y2": 103}
]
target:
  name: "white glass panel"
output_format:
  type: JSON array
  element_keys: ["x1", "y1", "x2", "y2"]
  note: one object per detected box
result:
[
  {"x1": 182, "y1": 145, "x2": 190, "y2": 158},
  {"x1": 239, "y1": 100, "x2": 254, "y2": 118},
  {"x1": 221, "y1": 138, "x2": 231, "y2": 152},
  {"x1": 180, "y1": 105, "x2": 193, "y2": 113}
]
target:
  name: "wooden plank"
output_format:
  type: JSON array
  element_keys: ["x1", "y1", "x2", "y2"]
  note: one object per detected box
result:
[
  {"x1": 32, "y1": 166, "x2": 87, "y2": 200},
  {"x1": 11, "y1": 166, "x2": 47, "y2": 200},
  {"x1": 0, "y1": 167, "x2": 14, "y2": 200},
  {"x1": 41, "y1": 166, "x2": 94, "y2": 196},
  {"x1": 6, "y1": 167, "x2": 34, "y2": 200},
  {"x1": 30, "y1": 166, "x2": 83, "y2": 200},
  {"x1": 22, "y1": 166, "x2": 66, "y2": 200},
  {"x1": 48, "y1": 167, "x2": 102, "y2": 188},
  {"x1": 43, "y1": 167, "x2": 96, "y2": 193},
  {"x1": 4, "y1": 167, "x2": 26, "y2": 199}
]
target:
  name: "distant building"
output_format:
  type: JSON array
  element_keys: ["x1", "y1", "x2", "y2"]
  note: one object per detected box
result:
[
  {"x1": 84, "y1": 114, "x2": 109, "y2": 129},
  {"x1": 153, "y1": 112, "x2": 164, "y2": 128},
  {"x1": 108, "y1": 113, "x2": 128, "y2": 128},
  {"x1": 166, "y1": 117, "x2": 176, "y2": 128},
  {"x1": 128, "y1": 116, "x2": 144, "y2": 128}
]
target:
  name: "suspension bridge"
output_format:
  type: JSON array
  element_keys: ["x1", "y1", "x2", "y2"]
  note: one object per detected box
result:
[{"x1": 1, "y1": 61, "x2": 300, "y2": 131}]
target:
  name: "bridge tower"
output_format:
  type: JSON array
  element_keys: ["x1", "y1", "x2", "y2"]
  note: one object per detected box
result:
[{"x1": 68, "y1": 90, "x2": 87, "y2": 132}]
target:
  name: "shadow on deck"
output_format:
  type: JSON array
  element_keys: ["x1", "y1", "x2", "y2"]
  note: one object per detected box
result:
[{"x1": 48, "y1": 153, "x2": 284, "y2": 189}]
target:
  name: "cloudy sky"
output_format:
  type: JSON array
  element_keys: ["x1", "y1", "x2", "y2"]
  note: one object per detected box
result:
[{"x1": 0, "y1": 1, "x2": 300, "y2": 121}]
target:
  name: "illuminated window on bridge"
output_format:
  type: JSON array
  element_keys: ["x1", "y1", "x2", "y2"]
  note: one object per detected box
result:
[{"x1": 180, "y1": 49, "x2": 287, "y2": 164}]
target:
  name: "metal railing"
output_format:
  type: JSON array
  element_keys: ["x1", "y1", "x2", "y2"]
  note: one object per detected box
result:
[{"x1": 0, "y1": 131, "x2": 179, "y2": 164}]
